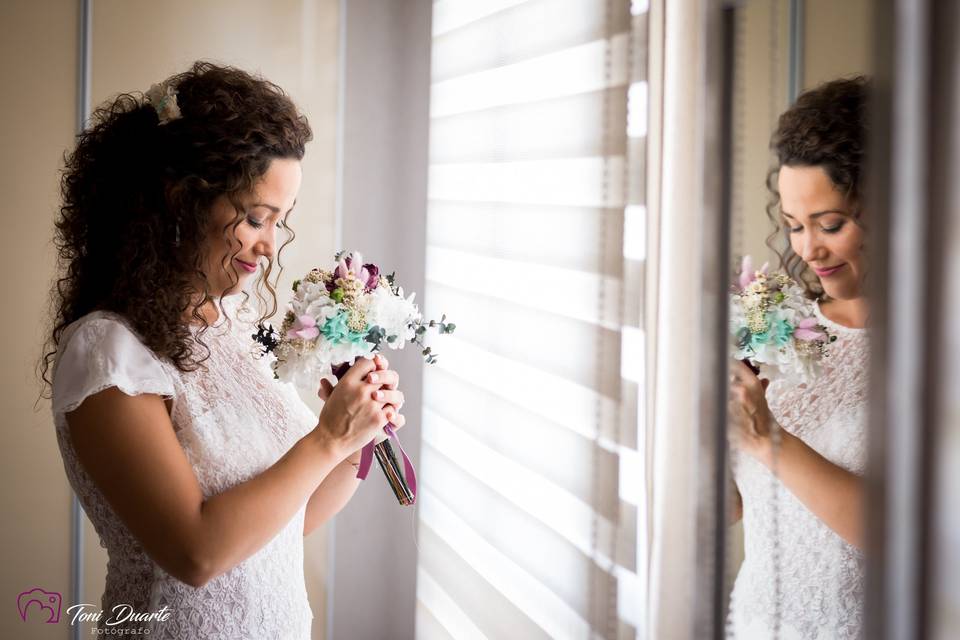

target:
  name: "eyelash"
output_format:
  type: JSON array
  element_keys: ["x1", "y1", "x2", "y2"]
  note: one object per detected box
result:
[
  {"x1": 246, "y1": 216, "x2": 284, "y2": 230},
  {"x1": 787, "y1": 222, "x2": 844, "y2": 234}
]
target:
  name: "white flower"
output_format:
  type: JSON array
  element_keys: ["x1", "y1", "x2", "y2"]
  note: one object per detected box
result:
[
  {"x1": 365, "y1": 286, "x2": 420, "y2": 349},
  {"x1": 145, "y1": 82, "x2": 181, "y2": 125}
]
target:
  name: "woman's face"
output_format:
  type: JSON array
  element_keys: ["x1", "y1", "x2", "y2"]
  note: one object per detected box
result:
[
  {"x1": 777, "y1": 164, "x2": 865, "y2": 300},
  {"x1": 200, "y1": 157, "x2": 302, "y2": 299}
]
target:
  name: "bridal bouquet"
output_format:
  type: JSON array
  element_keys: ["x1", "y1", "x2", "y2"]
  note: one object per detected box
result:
[
  {"x1": 252, "y1": 250, "x2": 455, "y2": 505},
  {"x1": 730, "y1": 255, "x2": 835, "y2": 382}
]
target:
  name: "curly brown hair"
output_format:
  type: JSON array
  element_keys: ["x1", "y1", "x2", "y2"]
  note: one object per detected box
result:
[
  {"x1": 764, "y1": 76, "x2": 869, "y2": 299},
  {"x1": 39, "y1": 61, "x2": 313, "y2": 398}
]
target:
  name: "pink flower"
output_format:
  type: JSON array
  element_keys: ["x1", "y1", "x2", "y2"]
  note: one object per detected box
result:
[
  {"x1": 794, "y1": 316, "x2": 825, "y2": 341},
  {"x1": 287, "y1": 314, "x2": 320, "y2": 340},
  {"x1": 737, "y1": 255, "x2": 769, "y2": 290}
]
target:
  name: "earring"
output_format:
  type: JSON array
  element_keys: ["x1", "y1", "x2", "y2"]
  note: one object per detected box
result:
[{"x1": 174, "y1": 222, "x2": 181, "y2": 247}]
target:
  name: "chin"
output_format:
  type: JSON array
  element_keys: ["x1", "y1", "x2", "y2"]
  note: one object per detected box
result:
[{"x1": 215, "y1": 279, "x2": 249, "y2": 297}]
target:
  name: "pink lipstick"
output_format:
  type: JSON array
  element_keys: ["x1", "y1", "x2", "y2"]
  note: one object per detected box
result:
[
  {"x1": 235, "y1": 259, "x2": 257, "y2": 273},
  {"x1": 813, "y1": 263, "x2": 845, "y2": 277}
]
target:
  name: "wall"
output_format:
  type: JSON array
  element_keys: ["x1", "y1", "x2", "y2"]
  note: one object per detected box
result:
[
  {"x1": 1, "y1": 1, "x2": 79, "y2": 638},
  {"x1": 329, "y1": 1, "x2": 433, "y2": 638}
]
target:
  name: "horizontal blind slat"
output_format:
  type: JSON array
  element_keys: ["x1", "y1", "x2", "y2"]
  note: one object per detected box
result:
[
  {"x1": 420, "y1": 499, "x2": 585, "y2": 639},
  {"x1": 428, "y1": 157, "x2": 627, "y2": 208},
  {"x1": 416, "y1": 572, "x2": 486, "y2": 640},
  {"x1": 421, "y1": 444, "x2": 617, "y2": 620},
  {"x1": 427, "y1": 200, "x2": 626, "y2": 275},
  {"x1": 423, "y1": 412, "x2": 637, "y2": 570},
  {"x1": 432, "y1": 0, "x2": 630, "y2": 82},
  {"x1": 425, "y1": 246, "x2": 624, "y2": 327},
  {"x1": 431, "y1": 33, "x2": 631, "y2": 118},
  {"x1": 432, "y1": 0, "x2": 531, "y2": 37},
  {"x1": 430, "y1": 87, "x2": 628, "y2": 163},
  {"x1": 423, "y1": 282, "x2": 622, "y2": 394},
  {"x1": 423, "y1": 369, "x2": 618, "y2": 511},
  {"x1": 424, "y1": 336, "x2": 627, "y2": 446}
]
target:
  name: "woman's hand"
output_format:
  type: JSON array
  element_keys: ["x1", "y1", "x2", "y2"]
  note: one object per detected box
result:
[
  {"x1": 318, "y1": 354, "x2": 405, "y2": 427},
  {"x1": 365, "y1": 354, "x2": 405, "y2": 429},
  {"x1": 728, "y1": 360, "x2": 775, "y2": 463},
  {"x1": 313, "y1": 356, "x2": 405, "y2": 459}
]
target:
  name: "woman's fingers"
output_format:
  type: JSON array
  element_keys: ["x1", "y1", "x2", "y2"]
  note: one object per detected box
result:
[
  {"x1": 317, "y1": 378, "x2": 334, "y2": 402},
  {"x1": 379, "y1": 400, "x2": 406, "y2": 426},
  {"x1": 730, "y1": 360, "x2": 760, "y2": 390},
  {"x1": 344, "y1": 357, "x2": 378, "y2": 384},
  {"x1": 371, "y1": 388, "x2": 404, "y2": 409},
  {"x1": 365, "y1": 368, "x2": 399, "y2": 390}
]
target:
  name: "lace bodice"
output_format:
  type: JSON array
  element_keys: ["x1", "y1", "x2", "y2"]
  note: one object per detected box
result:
[
  {"x1": 728, "y1": 301, "x2": 869, "y2": 639},
  {"x1": 50, "y1": 295, "x2": 319, "y2": 639}
]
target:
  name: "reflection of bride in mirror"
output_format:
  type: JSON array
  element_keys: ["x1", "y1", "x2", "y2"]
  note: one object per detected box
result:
[{"x1": 727, "y1": 77, "x2": 870, "y2": 639}]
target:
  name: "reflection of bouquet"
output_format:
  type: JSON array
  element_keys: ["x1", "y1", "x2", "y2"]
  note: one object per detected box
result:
[
  {"x1": 730, "y1": 256, "x2": 835, "y2": 382},
  {"x1": 252, "y1": 250, "x2": 455, "y2": 505}
]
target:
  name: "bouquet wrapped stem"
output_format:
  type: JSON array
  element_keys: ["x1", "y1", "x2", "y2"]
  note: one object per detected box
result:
[
  {"x1": 332, "y1": 361, "x2": 417, "y2": 506},
  {"x1": 374, "y1": 435, "x2": 415, "y2": 506}
]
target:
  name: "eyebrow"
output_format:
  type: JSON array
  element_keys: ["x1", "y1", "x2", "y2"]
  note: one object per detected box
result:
[
  {"x1": 780, "y1": 209, "x2": 849, "y2": 219},
  {"x1": 249, "y1": 199, "x2": 297, "y2": 214}
]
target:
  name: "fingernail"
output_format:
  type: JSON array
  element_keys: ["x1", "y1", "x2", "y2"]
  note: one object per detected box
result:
[
  {"x1": 375, "y1": 390, "x2": 384, "y2": 400},
  {"x1": 369, "y1": 373, "x2": 378, "y2": 383}
]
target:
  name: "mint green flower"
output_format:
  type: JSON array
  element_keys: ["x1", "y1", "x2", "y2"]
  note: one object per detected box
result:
[
  {"x1": 322, "y1": 311, "x2": 368, "y2": 346},
  {"x1": 773, "y1": 317, "x2": 794, "y2": 346},
  {"x1": 748, "y1": 316, "x2": 793, "y2": 351}
]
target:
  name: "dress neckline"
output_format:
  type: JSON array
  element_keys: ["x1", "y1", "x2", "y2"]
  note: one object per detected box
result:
[{"x1": 813, "y1": 299, "x2": 868, "y2": 335}]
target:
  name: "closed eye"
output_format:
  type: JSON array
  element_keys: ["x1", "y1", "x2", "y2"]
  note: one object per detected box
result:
[
  {"x1": 785, "y1": 221, "x2": 845, "y2": 234},
  {"x1": 246, "y1": 216, "x2": 284, "y2": 230},
  {"x1": 822, "y1": 222, "x2": 844, "y2": 233}
]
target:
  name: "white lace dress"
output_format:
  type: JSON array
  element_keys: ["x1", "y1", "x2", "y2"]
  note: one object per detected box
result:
[
  {"x1": 50, "y1": 295, "x2": 319, "y2": 639},
  {"x1": 728, "y1": 301, "x2": 868, "y2": 639}
]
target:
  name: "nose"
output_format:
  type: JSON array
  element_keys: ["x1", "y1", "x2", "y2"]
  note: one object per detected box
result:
[
  {"x1": 799, "y1": 229, "x2": 826, "y2": 264},
  {"x1": 254, "y1": 226, "x2": 276, "y2": 261}
]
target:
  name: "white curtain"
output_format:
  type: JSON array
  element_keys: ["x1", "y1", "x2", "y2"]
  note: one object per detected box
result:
[
  {"x1": 645, "y1": 0, "x2": 708, "y2": 638},
  {"x1": 415, "y1": 0, "x2": 649, "y2": 637}
]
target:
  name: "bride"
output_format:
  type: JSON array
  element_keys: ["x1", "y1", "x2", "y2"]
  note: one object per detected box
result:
[
  {"x1": 41, "y1": 62, "x2": 404, "y2": 638},
  {"x1": 727, "y1": 76, "x2": 870, "y2": 639}
]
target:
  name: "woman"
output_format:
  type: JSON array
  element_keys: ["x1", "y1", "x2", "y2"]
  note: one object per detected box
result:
[
  {"x1": 727, "y1": 77, "x2": 870, "y2": 639},
  {"x1": 40, "y1": 62, "x2": 404, "y2": 638}
]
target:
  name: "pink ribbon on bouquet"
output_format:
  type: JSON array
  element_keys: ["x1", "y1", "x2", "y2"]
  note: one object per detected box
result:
[{"x1": 355, "y1": 422, "x2": 418, "y2": 503}]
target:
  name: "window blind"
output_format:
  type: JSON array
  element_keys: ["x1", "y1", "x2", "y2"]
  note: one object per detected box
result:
[{"x1": 417, "y1": 1, "x2": 649, "y2": 638}]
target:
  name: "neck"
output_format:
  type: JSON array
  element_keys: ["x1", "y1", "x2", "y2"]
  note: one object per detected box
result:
[
  {"x1": 821, "y1": 296, "x2": 870, "y2": 328},
  {"x1": 183, "y1": 296, "x2": 222, "y2": 326}
]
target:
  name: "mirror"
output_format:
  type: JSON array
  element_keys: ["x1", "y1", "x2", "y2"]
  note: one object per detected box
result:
[{"x1": 724, "y1": 0, "x2": 875, "y2": 636}]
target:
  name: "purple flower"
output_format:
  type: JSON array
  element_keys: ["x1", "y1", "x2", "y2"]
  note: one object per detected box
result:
[
  {"x1": 360, "y1": 262, "x2": 380, "y2": 291},
  {"x1": 286, "y1": 314, "x2": 320, "y2": 340},
  {"x1": 336, "y1": 251, "x2": 380, "y2": 291}
]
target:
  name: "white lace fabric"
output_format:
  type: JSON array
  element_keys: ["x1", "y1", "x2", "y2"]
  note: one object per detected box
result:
[
  {"x1": 51, "y1": 296, "x2": 319, "y2": 639},
  {"x1": 728, "y1": 301, "x2": 869, "y2": 639}
]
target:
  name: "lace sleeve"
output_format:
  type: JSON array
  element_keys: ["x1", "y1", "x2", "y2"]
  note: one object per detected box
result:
[{"x1": 52, "y1": 315, "x2": 175, "y2": 415}]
